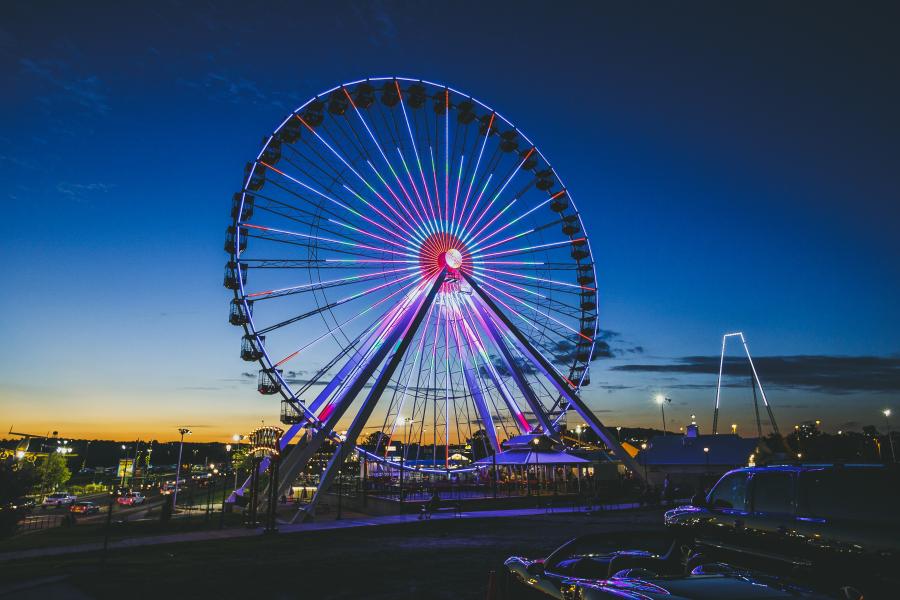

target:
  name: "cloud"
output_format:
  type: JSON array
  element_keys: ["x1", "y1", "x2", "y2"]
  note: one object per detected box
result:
[
  {"x1": 56, "y1": 182, "x2": 116, "y2": 202},
  {"x1": 611, "y1": 355, "x2": 900, "y2": 394},
  {"x1": 20, "y1": 58, "x2": 110, "y2": 115},
  {"x1": 180, "y1": 71, "x2": 301, "y2": 110},
  {"x1": 550, "y1": 329, "x2": 644, "y2": 366}
]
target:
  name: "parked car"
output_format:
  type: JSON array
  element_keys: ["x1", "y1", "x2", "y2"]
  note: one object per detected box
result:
[
  {"x1": 574, "y1": 563, "x2": 832, "y2": 599},
  {"x1": 70, "y1": 501, "x2": 100, "y2": 515},
  {"x1": 504, "y1": 532, "x2": 830, "y2": 599},
  {"x1": 116, "y1": 491, "x2": 146, "y2": 506},
  {"x1": 42, "y1": 492, "x2": 77, "y2": 508},
  {"x1": 665, "y1": 463, "x2": 900, "y2": 599},
  {"x1": 9, "y1": 497, "x2": 35, "y2": 512},
  {"x1": 504, "y1": 531, "x2": 680, "y2": 599}
]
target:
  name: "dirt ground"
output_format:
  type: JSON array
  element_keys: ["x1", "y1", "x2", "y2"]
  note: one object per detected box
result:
[{"x1": 0, "y1": 509, "x2": 666, "y2": 599}]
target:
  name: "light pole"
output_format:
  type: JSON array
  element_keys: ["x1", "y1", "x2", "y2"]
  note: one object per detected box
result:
[
  {"x1": 655, "y1": 395, "x2": 671, "y2": 434},
  {"x1": 231, "y1": 434, "x2": 244, "y2": 490},
  {"x1": 119, "y1": 444, "x2": 129, "y2": 487},
  {"x1": 884, "y1": 409, "x2": 896, "y2": 463},
  {"x1": 703, "y1": 446, "x2": 710, "y2": 487},
  {"x1": 616, "y1": 426, "x2": 621, "y2": 441},
  {"x1": 173, "y1": 428, "x2": 191, "y2": 511},
  {"x1": 575, "y1": 425, "x2": 583, "y2": 445}
]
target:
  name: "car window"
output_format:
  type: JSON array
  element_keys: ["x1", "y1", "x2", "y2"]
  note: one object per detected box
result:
[
  {"x1": 708, "y1": 472, "x2": 749, "y2": 510},
  {"x1": 798, "y1": 468, "x2": 900, "y2": 523},
  {"x1": 752, "y1": 472, "x2": 793, "y2": 514}
]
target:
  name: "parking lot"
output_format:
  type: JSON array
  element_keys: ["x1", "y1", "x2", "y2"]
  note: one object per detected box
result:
[{"x1": 0, "y1": 508, "x2": 666, "y2": 598}]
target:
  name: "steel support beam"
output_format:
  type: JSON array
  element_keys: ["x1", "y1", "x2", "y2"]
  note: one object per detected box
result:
[
  {"x1": 462, "y1": 273, "x2": 645, "y2": 480},
  {"x1": 469, "y1": 297, "x2": 556, "y2": 437},
  {"x1": 301, "y1": 270, "x2": 447, "y2": 521},
  {"x1": 274, "y1": 284, "x2": 428, "y2": 504},
  {"x1": 230, "y1": 297, "x2": 415, "y2": 504},
  {"x1": 456, "y1": 301, "x2": 532, "y2": 435}
]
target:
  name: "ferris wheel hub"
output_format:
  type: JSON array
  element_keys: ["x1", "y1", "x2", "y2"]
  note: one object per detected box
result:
[{"x1": 442, "y1": 248, "x2": 463, "y2": 270}]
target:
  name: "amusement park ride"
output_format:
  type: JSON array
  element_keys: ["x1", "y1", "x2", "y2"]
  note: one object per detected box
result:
[{"x1": 224, "y1": 77, "x2": 642, "y2": 518}]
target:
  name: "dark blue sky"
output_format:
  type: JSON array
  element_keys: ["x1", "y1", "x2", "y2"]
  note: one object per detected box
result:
[{"x1": 2, "y1": 1, "x2": 898, "y2": 440}]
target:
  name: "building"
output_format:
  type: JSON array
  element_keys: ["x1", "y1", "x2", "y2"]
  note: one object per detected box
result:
[{"x1": 636, "y1": 424, "x2": 757, "y2": 493}]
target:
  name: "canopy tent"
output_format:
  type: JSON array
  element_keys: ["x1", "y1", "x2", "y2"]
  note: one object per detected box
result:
[{"x1": 473, "y1": 449, "x2": 589, "y2": 466}]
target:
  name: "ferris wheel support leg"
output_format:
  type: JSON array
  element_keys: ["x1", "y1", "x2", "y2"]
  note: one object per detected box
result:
[
  {"x1": 461, "y1": 363, "x2": 501, "y2": 452},
  {"x1": 469, "y1": 299, "x2": 557, "y2": 437},
  {"x1": 274, "y1": 287, "x2": 433, "y2": 512},
  {"x1": 303, "y1": 271, "x2": 447, "y2": 521},
  {"x1": 456, "y1": 305, "x2": 532, "y2": 436},
  {"x1": 229, "y1": 302, "x2": 414, "y2": 504},
  {"x1": 462, "y1": 273, "x2": 646, "y2": 481}
]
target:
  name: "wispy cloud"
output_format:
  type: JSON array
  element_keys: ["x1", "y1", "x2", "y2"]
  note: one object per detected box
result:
[
  {"x1": 56, "y1": 181, "x2": 116, "y2": 202},
  {"x1": 20, "y1": 58, "x2": 110, "y2": 115},
  {"x1": 180, "y1": 71, "x2": 301, "y2": 110},
  {"x1": 611, "y1": 355, "x2": 900, "y2": 394}
]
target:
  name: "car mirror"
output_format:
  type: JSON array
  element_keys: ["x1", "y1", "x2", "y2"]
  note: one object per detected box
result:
[
  {"x1": 526, "y1": 562, "x2": 545, "y2": 576},
  {"x1": 691, "y1": 492, "x2": 707, "y2": 507}
]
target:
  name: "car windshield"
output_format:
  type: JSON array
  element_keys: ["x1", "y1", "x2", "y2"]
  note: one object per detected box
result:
[{"x1": 708, "y1": 471, "x2": 749, "y2": 510}]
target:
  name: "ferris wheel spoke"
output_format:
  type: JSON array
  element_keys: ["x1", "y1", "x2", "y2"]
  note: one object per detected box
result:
[
  {"x1": 467, "y1": 277, "x2": 588, "y2": 346},
  {"x1": 459, "y1": 148, "x2": 535, "y2": 247},
  {"x1": 254, "y1": 271, "x2": 422, "y2": 336},
  {"x1": 370, "y1": 96, "x2": 434, "y2": 235},
  {"x1": 242, "y1": 223, "x2": 417, "y2": 259},
  {"x1": 275, "y1": 275, "x2": 425, "y2": 369},
  {"x1": 260, "y1": 160, "x2": 416, "y2": 246},
  {"x1": 252, "y1": 203, "x2": 399, "y2": 253},
  {"x1": 341, "y1": 86, "x2": 426, "y2": 229},
  {"x1": 292, "y1": 114, "x2": 427, "y2": 241},
  {"x1": 394, "y1": 81, "x2": 440, "y2": 228},
  {"x1": 246, "y1": 265, "x2": 418, "y2": 301},
  {"x1": 466, "y1": 191, "x2": 563, "y2": 250},
  {"x1": 475, "y1": 266, "x2": 595, "y2": 292},
  {"x1": 330, "y1": 104, "x2": 431, "y2": 242},
  {"x1": 471, "y1": 237, "x2": 586, "y2": 260},
  {"x1": 454, "y1": 112, "x2": 494, "y2": 239},
  {"x1": 469, "y1": 271, "x2": 586, "y2": 318}
]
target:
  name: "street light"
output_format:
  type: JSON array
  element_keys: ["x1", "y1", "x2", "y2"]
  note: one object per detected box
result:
[
  {"x1": 731, "y1": 423, "x2": 737, "y2": 435},
  {"x1": 616, "y1": 426, "x2": 622, "y2": 441},
  {"x1": 655, "y1": 395, "x2": 670, "y2": 434},
  {"x1": 173, "y1": 428, "x2": 192, "y2": 510},
  {"x1": 884, "y1": 409, "x2": 896, "y2": 463}
]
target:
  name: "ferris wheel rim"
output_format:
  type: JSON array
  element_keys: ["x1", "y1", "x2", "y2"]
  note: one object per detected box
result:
[{"x1": 227, "y1": 76, "x2": 601, "y2": 472}]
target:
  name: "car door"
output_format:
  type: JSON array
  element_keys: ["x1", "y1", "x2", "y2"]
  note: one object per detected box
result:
[
  {"x1": 743, "y1": 470, "x2": 803, "y2": 573},
  {"x1": 695, "y1": 471, "x2": 751, "y2": 562}
]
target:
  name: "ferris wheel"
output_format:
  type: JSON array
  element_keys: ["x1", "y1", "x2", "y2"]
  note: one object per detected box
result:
[{"x1": 225, "y1": 77, "x2": 639, "y2": 510}]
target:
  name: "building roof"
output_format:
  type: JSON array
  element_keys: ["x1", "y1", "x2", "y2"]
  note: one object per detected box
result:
[
  {"x1": 474, "y1": 449, "x2": 590, "y2": 466},
  {"x1": 637, "y1": 433, "x2": 757, "y2": 467}
]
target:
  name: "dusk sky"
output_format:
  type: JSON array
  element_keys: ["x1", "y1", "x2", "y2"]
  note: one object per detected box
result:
[{"x1": 2, "y1": 2, "x2": 899, "y2": 442}]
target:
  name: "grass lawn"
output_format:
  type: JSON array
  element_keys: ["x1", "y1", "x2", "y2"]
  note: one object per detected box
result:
[{"x1": 0, "y1": 509, "x2": 666, "y2": 599}]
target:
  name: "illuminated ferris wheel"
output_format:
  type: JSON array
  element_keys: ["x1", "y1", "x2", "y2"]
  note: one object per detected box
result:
[{"x1": 225, "y1": 77, "x2": 637, "y2": 513}]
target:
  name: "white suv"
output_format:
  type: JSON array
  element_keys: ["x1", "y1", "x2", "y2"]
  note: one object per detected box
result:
[{"x1": 42, "y1": 492, "x2": 77, "y2": 507}]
